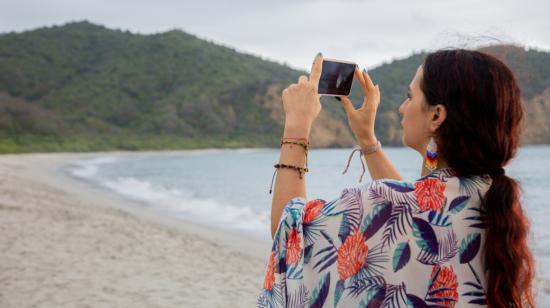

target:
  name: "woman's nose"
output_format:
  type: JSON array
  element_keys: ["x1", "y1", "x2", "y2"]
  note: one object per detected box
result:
[{"x1": 399, "y1": 100, "x2": 406, "y2": 114}]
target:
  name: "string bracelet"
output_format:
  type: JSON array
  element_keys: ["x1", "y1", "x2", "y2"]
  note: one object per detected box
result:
[
  {"x1": 280, "y1": 137, "x2": 309, "y2": 143},
  {"x1": 342, "y1": 140, "x2": 382, "y2": 183}
]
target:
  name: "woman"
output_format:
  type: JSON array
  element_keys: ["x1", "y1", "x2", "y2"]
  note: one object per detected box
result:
[{"x1": 257, "y1": 49, "x2": 536, "y2": 307}]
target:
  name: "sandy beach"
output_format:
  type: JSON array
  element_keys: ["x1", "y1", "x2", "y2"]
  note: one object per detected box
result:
[{"x1": 0, "y1": 151, "x2": 270, "y2": 308}]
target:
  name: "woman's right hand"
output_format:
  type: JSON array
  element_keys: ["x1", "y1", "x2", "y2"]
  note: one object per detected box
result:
[{"x1": 339, "y1": 67, "x2": 381, "y2": 145}]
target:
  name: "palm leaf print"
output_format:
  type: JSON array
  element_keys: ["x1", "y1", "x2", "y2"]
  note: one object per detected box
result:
[
  {"x1": 459, "y1": 233, "x2": 481, "y2": 264},
  {"x1": 381, "y1": 203, "x2": 413, "y2": 248},
  {"x1": 368, "y1": 180, "x2": 418, "y2": 208},
  {"x1": 416, "y1": 228, "x2": 458, "y2": 265},
  {"x1": 312, "y1": 230, "x2": 338, "y2": 273},
  {"x1": 303, "y1": 218, "x2": 328, "y2": 249},
  {"x1": 383, "y1": 282, "x2": 408, "y2": 307},
  {"x1": 462, "y1": 282, "x2": 487, "y2": 305},
  {"x1": 348, "y1": 275, "x2": 386, "y2": 299},
  {"x1": 334, "y1": 279, "x2": 345, "y2": 307},
  {"x1": 412, "y1": 217, "x2": 439, "y2": 255},
  {"x1": 392, "y1": 242, "x2": 411, "y2": 272},
  {"x1": 457, "y1": 175, "x2": 490, "y2": 196},
  {"x1": 257, "y1": 283, "x2": 285, "y2": 308},
  {"x1": 351, "y1": 242, "x2": 389, "y2": 281},
  {"x1": 309, "y1": 272, "x2": 330, "y2": 308},
  {"x1": 286, "y1": 262, "x2": 303, "y2": 280},
  {"x1": 427, "y1": 206, "x2": 451, "y2": 227},
  {"x1": 287, "y1": 283, "x2": 309, "y2": 308},
  {"x1": 338, "y1": 213, "x2": 353, "y2": 244},
  {"x1": 462, "y1": 189, "x2": 488, "y2": 229},
  {"x1": 361, "y1": 201, "x2": 392, "y2": 240},
  {"x1": 303, "y1": 244, "x2": 313, "y2": 265},
  {"x1": 405, "y1": 293, "x2": 429, "y2": 307},
  {"x1": 383, "y1": 179, "x2": 415, "y2": 192},
  {"x1": 464, "y1": 207, "x2": 487, "y2": 229},
  {"x1": 303, "y1": 198, "x2": 331, "y2": 247},
  {"x1": 427, "y1": 195, "x2": 469, "y2": 227},
  {"x1": 328, "y1": 187, "x2": 362, "y2": 217},
  {"x1": 462, "y1": 263, "x2": 487, "y2": 305},
  {"x1": 356, "y1": 285, "x2": 386, "y2": 307},
  {"x1": 276, "y1": 255, "x2": 286, "y2": 275},
  {"x1": 448, "y1": 195, "x2": 470, "y2": 213},
  {"x1": 320, "y1": 198, "x2": 339, "y2": 216},
  {"x1": 336, "y1": 189, "x2": 363, "y2": 243}
]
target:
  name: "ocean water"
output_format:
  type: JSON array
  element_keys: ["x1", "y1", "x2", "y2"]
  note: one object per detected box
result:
[{"x1": 61, "y1": 145, "x2": 550, "y2": 303}]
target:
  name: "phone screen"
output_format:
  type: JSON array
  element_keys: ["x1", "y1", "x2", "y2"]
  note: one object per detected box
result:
[{"x1": 317, "y1": 60, "x2": 356, "y2": 96}]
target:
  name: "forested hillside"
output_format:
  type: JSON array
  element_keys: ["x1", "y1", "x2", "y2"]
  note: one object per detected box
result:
[{"x1": 0, "y1": 21, "x2": 548, "y2": 153}]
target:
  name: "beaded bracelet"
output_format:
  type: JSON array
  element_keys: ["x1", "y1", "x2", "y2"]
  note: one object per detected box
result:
[
  {"x1": 269, "y1": 163, "x2": 309, "y2": 194},
  {"x1": 280, "y1": 139, "x2": 309, "y2": 169},
  {"x1": 269, "y1": 138, "x2": 310, "y2": 194},
  {"x1": 274, "y1": 163, "x2": 309, "y2": 178}
]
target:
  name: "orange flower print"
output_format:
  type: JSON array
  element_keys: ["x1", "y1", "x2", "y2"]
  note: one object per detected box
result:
[
  {"x1": 263, "y1": 251, "x2": 276, "y2": 291},
  {"x1": 286, "y1": 228, "x2": 301, "y2": 265},
  {"x1": 414, "y1": 178, "x2": 446, "y2": 212},
  {"x1": 337, "y1": 229, "x2": 369, "y2": 280},
  {"x1": 427, "y1": 265, "x2": 459, "y2": 307},
  {"x1": 304, "y1": 199, "x2": 325, "y2": 224}
]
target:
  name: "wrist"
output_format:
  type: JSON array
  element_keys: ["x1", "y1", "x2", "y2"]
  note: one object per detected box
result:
[
  {"x1": 358, "y1": 136, "x2": 379, "y2": 149},
  {"x1": 283, "y1": 122, "x2": 311, "y2": 139}
]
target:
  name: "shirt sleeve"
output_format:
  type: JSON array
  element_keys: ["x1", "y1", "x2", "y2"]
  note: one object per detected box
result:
[{"x1": 257, "y1": 184, "x2": 379, "y2": 307}]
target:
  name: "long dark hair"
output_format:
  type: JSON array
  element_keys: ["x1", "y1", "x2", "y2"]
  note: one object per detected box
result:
[{"x1": 420, "y1": 49, "x2": 535, "y2": 307}]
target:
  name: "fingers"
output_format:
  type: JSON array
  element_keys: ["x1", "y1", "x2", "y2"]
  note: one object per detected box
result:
[
  {"x1": 354, "y1": 67, "x2": 366, "y2": 86},
  {"x1": 361, "y1": 68, "x2": 376, "y2": 89},
  {"x1": 354, "y1": 67, "x2": 368, "y2": 93},
  {"x1": 309, "y1": 53, "x2": 323, "y2": 86},
  {"x1": 361, "y1": 84, "x2": 381, "y2": 108},
  {"x1": 339, "y1": 96, "x2": 356, "y2": 115},
  {"x1": 282, "y1": 84, "x2": 297, "y2": 96},
  {"x1": 298, "y1": 75, "x2": 308, "y2": 84}
]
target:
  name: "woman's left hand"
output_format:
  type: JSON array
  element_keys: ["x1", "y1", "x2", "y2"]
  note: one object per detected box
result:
[{"x1": 282, "y1": 53, "x2": 323, "y2": 129}]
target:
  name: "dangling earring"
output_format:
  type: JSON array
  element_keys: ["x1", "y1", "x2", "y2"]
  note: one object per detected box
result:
[{"x1": 425, "y1": 136, "x2": 438, "y2": 171}]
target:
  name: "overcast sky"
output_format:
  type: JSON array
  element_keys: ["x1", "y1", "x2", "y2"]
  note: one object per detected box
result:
[{"x1": 0, "y1": 0, "x2": 548, "y2": 71}]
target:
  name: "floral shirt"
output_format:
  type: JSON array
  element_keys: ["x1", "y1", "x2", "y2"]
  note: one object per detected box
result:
[{"x1": 257, "y1": 168, "x2": 492, "y2": 307}]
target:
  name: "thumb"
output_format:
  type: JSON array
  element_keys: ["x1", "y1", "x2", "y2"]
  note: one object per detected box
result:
[{"x1": 339, "y1": 96, "x2": 356, "y2": 115}]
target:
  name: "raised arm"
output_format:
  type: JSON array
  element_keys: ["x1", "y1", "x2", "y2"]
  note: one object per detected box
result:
[
  {"x1": 270, "y1": 124, "x2": 310, "y2": 239},
  {"x1": 270, "y1": 53, "x2": 323, "y2": 238},
  {"x1": 340, "y1": 67, "x2": 403, "y2": 181}
]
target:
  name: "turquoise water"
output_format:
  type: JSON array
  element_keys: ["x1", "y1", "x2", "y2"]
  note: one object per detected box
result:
[{"x1": 62, "y1": 145, "x2": 550, "y2": 301}]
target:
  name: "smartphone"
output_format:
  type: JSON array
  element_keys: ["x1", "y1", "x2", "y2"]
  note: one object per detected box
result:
[{"x1": 317, "y1": 58, "x2": 357, "y2": 96}]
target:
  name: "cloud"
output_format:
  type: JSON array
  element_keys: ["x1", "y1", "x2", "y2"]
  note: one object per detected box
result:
[{"x1": 0, "y1": 0, "x2": 548, "y2": 71}]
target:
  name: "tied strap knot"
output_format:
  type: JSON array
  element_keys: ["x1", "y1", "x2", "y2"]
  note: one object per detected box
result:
[{"x1": 342, "y1": 147, "x2": 367, "y2": 183}]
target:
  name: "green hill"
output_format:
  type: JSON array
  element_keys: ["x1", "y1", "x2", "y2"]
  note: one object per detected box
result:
[{"x1": 0, "y1": 21, "x2": 548, "y2": 153}]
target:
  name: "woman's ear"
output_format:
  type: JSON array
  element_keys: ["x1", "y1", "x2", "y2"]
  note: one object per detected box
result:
[{"x1": 430, "y1": 104, "x2": 447, "y2": 131}]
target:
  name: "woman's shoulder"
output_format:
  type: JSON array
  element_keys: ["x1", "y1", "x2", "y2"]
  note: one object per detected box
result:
[
  {"x1": 278, "y1": 168, "x2": 493, "y2": 229},
  {"x1": 364, "y1": 168, "x2": 493, "y2": 205}
]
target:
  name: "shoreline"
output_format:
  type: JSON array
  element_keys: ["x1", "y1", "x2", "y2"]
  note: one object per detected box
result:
[
  {"x1": 10, "y1": 150, "x2": 273, "y2": 259},
  {"x1": 0, "y1": 150, "x2": 270, "y2": 307}
]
